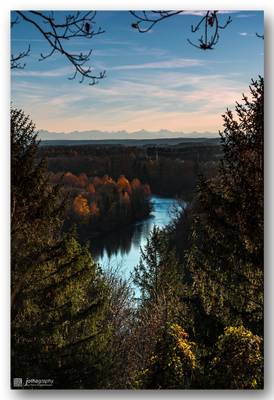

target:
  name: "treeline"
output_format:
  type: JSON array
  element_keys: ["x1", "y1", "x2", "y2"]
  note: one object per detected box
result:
[
  {"x1": 41, "y1": 140, "x2": 221, "y2": 198},
  {"x1": 11, "y1": 77, "x2": 263, "y2": 389},
  {"x1": 49, "y1": 171, "x2": 151, "y2": 239}
]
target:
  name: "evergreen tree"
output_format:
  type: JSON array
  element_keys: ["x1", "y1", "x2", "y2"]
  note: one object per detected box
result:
[
  {"x1": 186, "y1": 77, "x2": 263, "y2": 336},
  {"x1": 134, "y1": 226, "x2": 184, "y2": 322},
  {"x1": 11, "y1": 107, "x2": 111, "y2": 388}
]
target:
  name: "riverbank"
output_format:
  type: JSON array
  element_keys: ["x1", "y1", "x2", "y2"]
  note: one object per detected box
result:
[{"x1": 91, "y1": 195, "x2": 179, "y2": 279}]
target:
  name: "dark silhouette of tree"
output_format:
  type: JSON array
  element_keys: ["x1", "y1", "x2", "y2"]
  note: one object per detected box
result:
[
  {"x1": 130, "y1": 10, "x2": 232, "y2": 50},
  {"x1": 186, "y1": 77, "x2": 264, "y2": 335},
  {"x1": 11, "y1": 11, "x2": 105, "y2": 85},
  {"x1": 11, "y1": 107, "x2": 112, "y2": 388}
]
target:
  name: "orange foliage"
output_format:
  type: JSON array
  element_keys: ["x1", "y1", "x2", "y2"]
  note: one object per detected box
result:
[
  {"x1": 89, "y1": 201, "x2": 100, "y2": 217},
  {"x1": 102, "y1": 175, "x2": 114, "y2": 185},
  {"x1": 117, "y1": 175, "x2": 131, "y2": 193},
  {"x1": 93, "y1": 176, "x2": 103, "y2": 188},
  {"x1": 87, "y1": 183, "x2": 96, "y2": 194},
  {"x1": 73, "y1": 194, "x2": 90, "y2": 216},
  {"x1": 122, "y1": 192, "x2": 130, "y2": 204},
  {"x1": 63, "y1": 172, "x2": 79, "y2": 186},
  {"x1": 78, "y1": 173, "x2": 89, "y2": 188}
]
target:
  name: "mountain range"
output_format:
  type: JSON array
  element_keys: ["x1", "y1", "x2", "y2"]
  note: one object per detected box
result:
[{"x1": 38, "y1": 129, "x2": 218, "y2": 141}]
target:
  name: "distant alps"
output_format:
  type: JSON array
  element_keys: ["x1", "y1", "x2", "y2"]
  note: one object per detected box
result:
[{"x1": 38, "y1": 129, "x2": 218, "y2": 141}]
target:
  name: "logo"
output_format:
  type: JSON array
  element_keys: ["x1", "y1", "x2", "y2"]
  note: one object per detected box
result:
[
  {"x1": 24, "y1": 378, "x2": 54, "y2": 387},
  {"x1": 13, "y1": 378, "x2": 23, "y2": 388}
]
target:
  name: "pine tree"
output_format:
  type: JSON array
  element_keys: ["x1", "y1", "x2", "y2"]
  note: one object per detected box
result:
[
  {"x1": 186, "y1": 77, "x2": 263, "y2": 336},
  {"x1": 134, "y1": 226, "x2": 183, "y2": 321},
  {"x1": 11, "y1": 107, "x2": 111, "y2": 388}
]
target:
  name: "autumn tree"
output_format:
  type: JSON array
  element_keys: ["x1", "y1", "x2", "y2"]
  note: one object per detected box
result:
[
  {"x1": 59, "y1": 171, "x2": 151, "y2": 239},
  {"x1": 73, "y1": 194, "x2": 90, "y2": 216},
  {"x1": 117, "y1": 174, "x2": 131, "y2": 193},
  {"x1": 134, "y1": 323, "x2": 197, "y2": 389},
  {"x1": 209, "y1": 326, "x2": 263, "y2": 389}
]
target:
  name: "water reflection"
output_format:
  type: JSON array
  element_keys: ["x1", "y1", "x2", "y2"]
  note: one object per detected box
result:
[
  {"x1": 90, "y1": 196, "x2": 179, "y2": 278},
  {"x1": 90, "y1": 216, "x2": 155, "y2": 260}
]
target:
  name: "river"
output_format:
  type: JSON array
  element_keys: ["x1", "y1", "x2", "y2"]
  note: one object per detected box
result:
[{"x1": 90, "y1": 196, "x2": 180, "y2": 282}]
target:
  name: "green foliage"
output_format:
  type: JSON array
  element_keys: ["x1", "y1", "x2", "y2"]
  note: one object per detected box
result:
[
  {"x1": 12, "y1": 235, "x2": 111, "y2": 388},
  {"x1": 186, "y1": 77, "x2": 264, "y2": 334},
  {"x1": 134, "y1": 226, "x2": 183, "y2": 311},
  {"x1": 134, "y1": 227, "x2": 183, "y2": 322},
  {"x1": 11, "y1": 107, "x2": 63, "y2": 239},
  {"x1": 209, "y1": 326, "x2": 263, "y2": 389},
  {"x1": 134, "y1": 323, "x2": 197, "y2": 389},
  {"x1": 11, "y1": 107, "x2": 112, "y2": 388}
]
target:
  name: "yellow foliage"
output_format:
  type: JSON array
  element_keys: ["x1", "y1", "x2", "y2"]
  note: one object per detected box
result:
[{"x1": 73, "y1": 194, "x2": 90, "y2": 216}]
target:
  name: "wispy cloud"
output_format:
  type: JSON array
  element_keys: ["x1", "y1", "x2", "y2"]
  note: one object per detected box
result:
[
  {"x1": 180, "y1": 10, "x2": 239, "y2": 16},
  {"x1": 111, "y1": 58, "x2": 204, "y2": 71},
  {"x1": 238, "y1": 32, "x2": 255, "y2": 37},
  {"x1": 236, "y1": 13, "x2": 256, "y2": 19},
  {"x1": 11, "y1": 66, "x2": 72, "y2": 78},
  {"x1": 11, "y1": 38, "x2": 45, "y2": 42},
  {"x1": 14, "y1": 69, "x2": 247, "y2": 133}
]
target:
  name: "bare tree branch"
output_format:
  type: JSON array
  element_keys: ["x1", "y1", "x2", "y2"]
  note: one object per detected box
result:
[
  {"x1": 130, "y1": 11, "x2": 183, "y2": 33},
  {"x1": 130, "y1": 10, "x2": 232, "y2": 50},
  {"x1": 11, "y1": 11, "x2": 106, "y2": 85},
  {"x1": 11, "y1": 45, "x2": 31, "y2": 69},
  {"x1": 11, "y1": 15, "x2": 20, "y2": 28},
  {"x1": 256, "y1": 32, "x2": 264, "y2": 40}
]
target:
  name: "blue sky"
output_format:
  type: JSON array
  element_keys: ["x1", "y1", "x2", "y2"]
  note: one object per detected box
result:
[{"x1": 11, "y1": 10, "x2": 264, "y2": 134}]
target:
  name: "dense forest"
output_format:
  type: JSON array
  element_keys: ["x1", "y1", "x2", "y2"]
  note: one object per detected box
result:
[
  {"x1": 49, "y1": 171, "x2": 151, "y2": 239},
  {"x1": 40, "y1": 139, "x2": 221, "y2": 198},
  {"x1": 11, "y1": 77, "x2": 263, "y2": 389}
]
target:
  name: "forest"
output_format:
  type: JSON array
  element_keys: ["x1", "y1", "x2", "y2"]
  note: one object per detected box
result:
[
  {"x1": 49, "y1": 171, "x2": 151, "y2": 239},
  {"x1": 11, "y1": 77, "x2": 263, "y2": 389},
  {"x1": 41, "y1": 139, "x2": 221, "y2": 198}
]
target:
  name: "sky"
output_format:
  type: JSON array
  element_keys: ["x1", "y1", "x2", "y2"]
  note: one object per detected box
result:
[{"x1": 11, "y1": 10, "x2": 264, "y2": 135}]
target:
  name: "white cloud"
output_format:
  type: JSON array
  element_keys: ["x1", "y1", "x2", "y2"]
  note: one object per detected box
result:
[
  {"x1": 236, "y1": 14, "x2": 256, "y2": 19},
  {"x1": 11, "y1": 66, "x2": 72, "y2": 78},
  {"x1": 111, "y1": 58, "x2": 204, "y2": 71},
  {"x1": 238, "y1": 32, "x2": 255, "y2": 37},
  {"x1": 180, "y1": 10, "x2": 238, "y2": 16}
]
